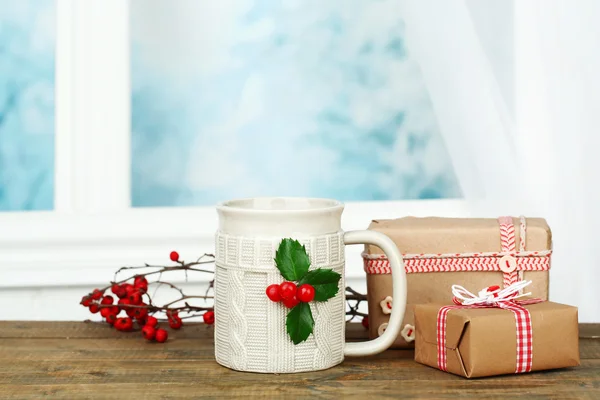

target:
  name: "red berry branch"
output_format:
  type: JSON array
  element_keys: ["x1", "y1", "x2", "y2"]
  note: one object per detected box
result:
[
  {"x1": 345, "y1": 286, "x2": 369, "y2": 330},
  {"x1": 81, "y1": 250, "x2": 370, "y2": 343},
  {"x1": 80, "y1": 251, "x2": 216, "y2": 343}
]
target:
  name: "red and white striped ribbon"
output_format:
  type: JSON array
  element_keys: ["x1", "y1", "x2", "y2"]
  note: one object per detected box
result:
[
  {"x1": 363, "y1": 216, "x2": 550, "y2": 288},
  {"x1": 364, "y1": 252, "x2": 550, "y2": 274},
  {"x1": 437, "y1": 282, "x2": 542, "y2": 374},
  {"x1": 499, "y1": 216, "x2": 518, "y2": 287}
]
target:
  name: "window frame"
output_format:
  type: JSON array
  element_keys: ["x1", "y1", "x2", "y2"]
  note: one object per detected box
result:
[
  {"x1": 0, "y1": 200, "x2": 469, "y2": 288},
  {"x1": 0, "y1": 1, "x2": 469, "y2": 289}
]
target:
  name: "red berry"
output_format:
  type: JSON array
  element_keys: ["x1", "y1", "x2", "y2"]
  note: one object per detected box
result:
[
  {"x1": 266, "y1": 284, "x2": 282, "y2": 302},
  {"x1": 155, "y1": 328, "x2": 168, "y2": 343},
  {"x1": 106, "y1": 313, "x2": 118, "y2": 325},
  {"x1": 168, "y1": 317, "x2": 183, "y2": 329},
  {"x1": 203, "y1": 311, "x2": 215, "y2": 325},
  {"x1": 142, "y1": 325, "x2": 156, "y2": 341},
  {"x1": 112, "y1": 284, "x2": 127, "y2": 299},
  {"x1": 89, "y1": 304, "x2": 100, "y2": 314},
  {"x1": 101, "y1": 296, "x2": 114, "y2": 305},
  {"x1": 100, "y1": 307, "x2": 112, "y2": 318},
  {"x1": 362, "y1": 316, "x2": 369, "y2": 329},
  {"x1": 114, "y1": 318, "x2": 125, "y2": 331},
  {"x1": 118, "y1": 298, "x2": 131, "y2": 311},
  {"x1": 297, "y1": 284, "x2": 315, "y2": 303},
  {"x1": 278, "y1": 282, "x2": 297, "y2": 300},
  {"x1": 145, "y1": 316, "x2": 158, "y2": 328},
  {"x1": 124, "y1": 284, "x2": 135, "y2": 295},
  {"x1": 170, "y1": 251, "x2": 180, "y2": 262},
  {"x1": 129, "y1": 290, "x2": 143, "y2": 305},
  {"x1": 81, "y1": 295, "x2": 92, "y2": 307},
  {"x1": 167, "y1": 310, "x2": 182, "y2": 329},
  {"x1": 119, "y1": 299, "x2": 136, "y2": 317},
  {"x1": 115, "y1": 317, "x2": 133, "y2": 331},
  {"x1": 91, "y1": 289, "x2": 103, "y2": 300},
  {"x1": 283, "y1": 295, "x2": 300, "y2": 309},
  {"x1": 134, "y1": 276, "x2": 148, "y2": 292},
  {"x1": 133, "y1": 306, "x2": 148, "y2": 321}
]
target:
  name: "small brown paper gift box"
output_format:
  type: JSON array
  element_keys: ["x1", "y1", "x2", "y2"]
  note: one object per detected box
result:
[
  {"x1": 414, "y1": 301, "x2": 580, "y2": 378},
  {"x1": 364, "y1": 217, "x2": 552, "y2": 347}
]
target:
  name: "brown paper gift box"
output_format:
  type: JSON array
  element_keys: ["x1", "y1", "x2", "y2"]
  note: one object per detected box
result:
[
  {"x1": 364, "y1": 217, "x2": 551, "y2": 347},
  {"x1": 414, "y1": 301, "x2": 580, "y2": 378}
]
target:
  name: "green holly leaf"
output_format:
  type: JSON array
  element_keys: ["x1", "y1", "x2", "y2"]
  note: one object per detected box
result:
[
  {"x1": 286, "y1": 302, "x2": 314, "y2": 345},
  {"x1": 274, "y1": 239, "x2": 311, "y2": 281},
  {"x1": 298, "y1": 268, "x2": 341, "y2": 302}
]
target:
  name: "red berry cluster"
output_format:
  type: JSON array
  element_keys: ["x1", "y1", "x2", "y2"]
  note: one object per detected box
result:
[
  {"x1": 140, "y1": 316, "x2": 168, "y2": 343},
  {"x1": 80, "y1": 251, "x2": 216, "y2": 344},
  {"x1": 265, "y1": 282, "x2": 315, "y2": 308},
  {"x1": 81, "y1": 276, "x2": 157, "y2": 332}
]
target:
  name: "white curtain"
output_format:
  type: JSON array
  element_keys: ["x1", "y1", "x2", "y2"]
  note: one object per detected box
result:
[{"x1": 401, "y1": 0, "x2": 600, "y2": 322}]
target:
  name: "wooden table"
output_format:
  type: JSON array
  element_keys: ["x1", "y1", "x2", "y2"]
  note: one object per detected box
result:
[{"x1": 0, "y1": 322, "x2": 598, "y2": 399}]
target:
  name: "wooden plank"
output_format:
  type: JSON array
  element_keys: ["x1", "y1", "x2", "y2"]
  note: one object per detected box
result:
[
  {"x1": 0, "y1": 341, "x2": 596, "y2": 383},
  {"x1": 2, "y1": 321, "x2": 597, "y2": 339},
  {"x1": 580, "y1": 323, "x2": 600, "y2": 339},
  {"x1": 0, "y1": 351, "x2": 600, "y2": 389},
  {"x1": 0, "y1": 321, "x2": 363, "y2": 340},
  {"x1": 581, "y1": 338, "x2": 600, "y2": 360},
  {"x1": 0, "y1": 338, "x2": 597, "y2": 361},
  {"x1": 0, "y1": 362, "x2": 598, "y2": 399},
  {"x1": 1, "y1": 380, "x2": 599, "y2": 400},
  {"x1": 0, "y1": 357, "x2": 596, "y2": 385},
  {"x1": 0, "y1": 321, "x2": 597, "y2": 399},
  {"x1": 0, "y1": 321, "x2": 213, "y2": 339}
]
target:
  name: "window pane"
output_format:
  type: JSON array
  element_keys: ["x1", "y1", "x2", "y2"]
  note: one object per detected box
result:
[
  {"x1": 0, "y1": 0, "x2": 55, "y2": 211},
  {"x1": 131, "y1": 1, "x2": 461, "y2": 207}
]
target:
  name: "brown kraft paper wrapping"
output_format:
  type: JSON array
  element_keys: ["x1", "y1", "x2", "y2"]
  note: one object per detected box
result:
[
  {"x1": 414, "y1": 302, "x2": 580, "y2": 378},
  {"x1": 365, "y1": 217, "x2": 551, "y2": 348}
]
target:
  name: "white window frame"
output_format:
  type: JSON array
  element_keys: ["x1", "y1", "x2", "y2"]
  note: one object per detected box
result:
[{"x1": 0, "y1": 0, "x2": 469, "y2": 290}]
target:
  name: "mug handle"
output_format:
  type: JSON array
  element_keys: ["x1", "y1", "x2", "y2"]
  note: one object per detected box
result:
[{"x1": 343, "y1": 230, "x2": 407, "y2": 356}]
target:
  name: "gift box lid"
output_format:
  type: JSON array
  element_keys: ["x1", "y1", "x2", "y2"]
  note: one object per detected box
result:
[{"x1": 366, "y1": 217, "x2": 551, "y2": 254}]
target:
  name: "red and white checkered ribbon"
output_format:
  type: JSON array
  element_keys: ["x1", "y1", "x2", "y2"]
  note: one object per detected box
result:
[
  {"x1": 363, "y1": 216, "x2": 550, "y2": 289},
  {"x1": 437, "y1": 281, "x2": 542, "y2": 374}
]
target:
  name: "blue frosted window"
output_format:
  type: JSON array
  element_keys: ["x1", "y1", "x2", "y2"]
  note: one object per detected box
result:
[
  {"x1": 0, "y1": 0, "x2": 55, "y2": 211},
  {"x1": 131, "y1": 1, "x2": 460, "y2": 207}
]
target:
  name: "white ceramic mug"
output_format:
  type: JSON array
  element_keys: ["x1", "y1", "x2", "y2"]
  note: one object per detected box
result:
[{"x1": 214, "y1": 197, "x2": 407, "y2": 373}]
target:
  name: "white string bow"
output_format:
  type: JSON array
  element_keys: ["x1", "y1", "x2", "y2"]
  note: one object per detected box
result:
[{"x1": 452, "y1": 280, "x2": 533, "y2": 305}]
